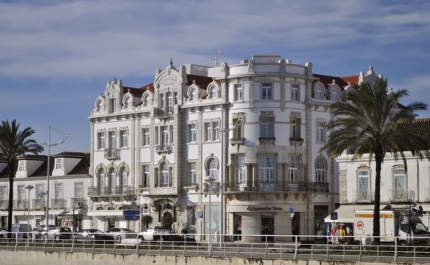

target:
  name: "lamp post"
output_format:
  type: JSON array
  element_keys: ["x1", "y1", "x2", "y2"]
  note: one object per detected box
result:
[
  {"x1": 204, "y1": 175, "x2": 219, "y2": 256},
  {"x1": 215, "y1": 116, "x2": 243, "y2": 246},
  {"x1": 25, "y1": 184, "x2": 34, "y2": 245},
  {"x1": 40, "y1": 125, "x2": 69, "y2": 235}
]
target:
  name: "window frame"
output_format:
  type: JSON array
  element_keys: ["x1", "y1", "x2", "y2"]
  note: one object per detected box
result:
[
  {"x1": 316, "y1": 121, "x2": 325, "y2": 143},
  {"x1": 291, "y1": 84, "x2": 299, "y2": 101},
  {"x1": 289, "y1": 155, "x2": 298, "y2": 183},
  {"x1": 235, "y1": 84, "x2": 243, "y2": 101},
  {"x1": 261, "y1": 82, "x2": 273, "y2": 100}
]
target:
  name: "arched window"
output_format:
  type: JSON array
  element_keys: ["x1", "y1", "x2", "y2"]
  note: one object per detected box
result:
[
  {"x1": 191, "y1": 88, "x2": 198, "y2": 101},
  {"x1": 161, "y1": 163, "x2": 169, "y2": 186},
  {"x1": 109, "y1": 168, "x2": 116, "y2": 189},
  {"x1": 315, "y1": 87, "x2": 323, "y2": 99},
  {"x1": 126, "y1": 97, "x2": 132, "y2": 108},
  {"x1": 358, "y1": 170, "x2": 369, "y2": 201},
  {"x1": 98, "y1": 168, "x2": 105, "y2": 187},
  {"x1": 394, "y1": 168, "x2": 406, "y2": 200},
  {"x1": 207, "y1": 159, "x2": 217, "y2": 180},
  {"x1": 143, "y1": 94, "x2": 151, "y2": 106},
  {"x1": 316, "y1": 159, "x2": 325, "y2": 183},
  {"x1": 97, "y1": 100, "x2": 104, "y2": 111},
  {"x1": 331, "y1": 90, "x2": 338, "y2": 101},
  {"x1": 210, "y1": 86, "x2": 218, "y2": 98},
  {"x1": 121, "y1": 167, "x2": 128, "y2": 188}
]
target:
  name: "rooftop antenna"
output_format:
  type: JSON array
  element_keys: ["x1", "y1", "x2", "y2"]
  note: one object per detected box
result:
[{"x1": 211, "y1": 50, "x2": 222, "y2": 66}]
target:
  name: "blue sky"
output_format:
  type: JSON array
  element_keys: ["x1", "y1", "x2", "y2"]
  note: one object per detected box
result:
[{"x1": 1, "y1": 0, "x2": 430, "y2": 154}]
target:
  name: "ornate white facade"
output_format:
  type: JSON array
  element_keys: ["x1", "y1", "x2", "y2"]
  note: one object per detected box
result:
[{"x1": 88, "y1": 54, "x2": 372, "y2": 242}]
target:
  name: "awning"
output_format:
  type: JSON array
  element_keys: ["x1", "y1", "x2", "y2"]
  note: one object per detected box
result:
[
  {"x1": 87, "y1": 210, "x2": 123, "y2": 217},
  {"x1": 0, "y1": 211, "x2": 46, "y2": 216},
  {"x1": 324, "y1": 204, "x2": 375, "y2": 223}
]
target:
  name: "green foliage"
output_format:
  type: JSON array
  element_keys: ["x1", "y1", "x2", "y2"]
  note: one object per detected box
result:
[
  {"x1": 161, "y1": 215, "x2": 174, "y2": 229},
  {"x1": 142, "y1": 215, "x2": 153, "y2": 227}
]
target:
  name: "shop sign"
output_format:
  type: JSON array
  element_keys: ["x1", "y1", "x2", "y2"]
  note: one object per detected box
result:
[{"x1": 246, "y1": 206, "x2": 282, "y2": 211}]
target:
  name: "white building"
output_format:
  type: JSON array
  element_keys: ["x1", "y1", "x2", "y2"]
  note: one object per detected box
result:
[
  {"x1": 333, "y1": 118, "x2": 430, "y2": 230},
  {"x1": 0, "y1": 152, "x2": 91, "y2": 230},
  {"x1": 88, "y1": 54, "x2": 380, "y2": 242}
]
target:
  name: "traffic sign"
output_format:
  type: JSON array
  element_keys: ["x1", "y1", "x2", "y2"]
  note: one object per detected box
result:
[
  {"x1": 198, "y1": 211, "x2": 203, "y2": 219},
  {"x1": 289, "y1": 206, "x2": 294, "y2": 215},
  {"x1": 331, "y1": 212, "x2": 338, "y2": 220},
  {"x1": 123, "y1": 206, "x2": 140, "y2": 220}
]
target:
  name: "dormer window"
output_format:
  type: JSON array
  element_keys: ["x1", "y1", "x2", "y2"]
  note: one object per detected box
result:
[
  {"x1": 191, "y1": 88, "x2": 198, "y2": 100},
  {"x1": 331, "y1": 91, "x2": 338, "y2": 101},
  {"x1": 210, "y1": 86, "x2": 218, "y2": 98},
  {"x1": 109, "y1": 98, "x2": 116, "y2": 113},
  {"x1": 315, "y1": 87, "x2": 323, "y2": 99},
  {"x1": 18, "y1": 161, "x2": 25, "y2": 172},
  {"x1": 126, "y1": 97, "x2": 132, "y2": 108},
  {"x1": 143, "y1": 94, "x2": 152, "y2": 106},
  {"x1": 55, "y1": 158, "x2": 63, "y2": 170}
]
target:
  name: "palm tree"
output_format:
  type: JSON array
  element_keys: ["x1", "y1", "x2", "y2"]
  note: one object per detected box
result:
[
  {"x1": 0, "y1": 120, "x2": 44, "y2": 236},
  {"x1": 320, "y1": 78, "x2": 430, "y2": 244}
]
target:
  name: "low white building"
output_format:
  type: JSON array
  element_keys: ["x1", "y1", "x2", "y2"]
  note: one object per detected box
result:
[
  {"x1": 0, "y1": 152, "x2": 91, "y2": 231},
  {"x1": 88, "y1": 54, "x2": 388, "y2": 242}
]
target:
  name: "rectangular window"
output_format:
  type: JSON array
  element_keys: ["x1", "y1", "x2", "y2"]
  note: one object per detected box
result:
[
  {"x1": 36, "y1": 184, "x2": 44, "y2": 197},
  {"x1": 261, "y1": 82, "x2": 272, "y2": 100},
  {"x1": 18, "y1": 161, "x2": 25, "y2": 171},
  {"x1": 316, "y1": 122, "x2": 325, "y2": 143},
  {"x1": 98, "y1": 132, "x2": 105, "y2": 149},
  {"x1": 205, "y1": 123, "x2": 212, "y2": 141},
  {"x1": 358, "y1": 170, "x2": 369, "y2": 201},
  {"x1": 55, "y1": 183, "x2": 63, "y2": 199},
  {"x1": 120, "y1": 130, "x2": 128, "y2": 148},
  {"x1": 292, "y1": 84, "x2": 299, "y2": 101},
  {"x1": 213, "y1": 121, "x2": 219, "y2": 141},
  {"x1": 55, "y1": 158, "x2": 62, "y2": 170},
  {"x1": 189, "y1": 163, "x2": 196, "y2": 185},
  {"x1": 188, "y1": 124, "x2": 196, "y2": 142},
  {"x1": 236, "y1": 156, "x2": 245, "y2": 183},
  {"x1": 143, "y1": 165, "x2": 150, "y2": 187},
  {"x1": 74, "y1": 183, "x2": 83, "y2": 198},
  {"x1": 167, "y1": 92, "x2": 173, "y2": 109},
  {"x1": 259, "y1": 155, "x2": 275, "y2": 184},
  {"x1": 17, "y1": 185, "x2": 25, "y2": 200},
  {"x1": 143, "y1": 128, "x2": 150, "y2": 146},
  {"x1": 160, "y1": 94, "x2": 164, "y2": 108},
  {"x1": 0, "y1": 186, "x2": 7, "y2": 200},
  {"x1": 110, "y1": 98, "x2": 116, "y2": 113},
  {"x1": 161, "y1": 126, "x2": 168, "y2": 146},
  {"x1": 261, "y1": 118, "x2": 274, "y2": 138},
  {"x1": 291, "y1": 119, "x2": 301, "y2": 139},
  {"x1": 289, "y1": 156, "x2": 298, "y2": 183},
  {"x1": 235, "y1": 84, "x2": 243, "y2": 101},
  {"x1": 109, "y1": 131, "x2": 116, "y2": 149}
]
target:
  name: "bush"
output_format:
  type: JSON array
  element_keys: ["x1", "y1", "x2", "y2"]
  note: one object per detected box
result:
[{"x1": 161, "y1": 215, "x2": 174, "y2": 230}]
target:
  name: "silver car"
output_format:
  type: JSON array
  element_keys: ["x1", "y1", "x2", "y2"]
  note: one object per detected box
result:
[
  {"x1": 105, "y1": 227, "x2": 134, "y2": 243},
  {"x1": 40, "y1": 226, "x2": 73, "y2": 241}
]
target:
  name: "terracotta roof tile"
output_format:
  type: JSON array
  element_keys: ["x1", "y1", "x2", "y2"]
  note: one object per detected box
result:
[{"x1": 398, "y1": 118, "x2": 430, "y2": 144}]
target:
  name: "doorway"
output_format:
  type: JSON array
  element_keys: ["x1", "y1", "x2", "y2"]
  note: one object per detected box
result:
[
  {"x1": 292, "y1": 212, "x2": 300, "y2": 241},
  {"x1": 261, "y1": 214, "x2": 274, "y2": 242}
]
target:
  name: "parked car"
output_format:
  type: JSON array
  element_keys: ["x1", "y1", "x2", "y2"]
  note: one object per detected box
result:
[
  {"x1": 105, "y1": 227, "x2": 134, "y2": 243},
  {"x1": 33, "y1": 225, "x2": 59, "y2": 240},
  {"x1": 74, "y1": 229, "x2": 115, "y2": 243},
  {"x1": 0, "y1": 228, "x2": 7, "y2": 240},
  {"x1": 40, "y1": 226, "x2": 73, "y2": 241},
  {"x1": 138, "y1": 226, "x2": 171, "y2": 241},
  {"x1": 11, "y1": 223, "x2": 32, "y2": 239}
]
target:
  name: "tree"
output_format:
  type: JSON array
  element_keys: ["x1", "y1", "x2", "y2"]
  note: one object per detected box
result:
[
  {"x1": 160, "y1": 214, "x2": 174, "y2": 230},
  {"x1": 320, "y1": 78, "x2": 430, "y2": 244},
  {"x1": 0, "y1": 120, "x2": 43, "y2": 236},
  {"x1": 142, "y1": 215, "x2": 153, "y2": 230}
]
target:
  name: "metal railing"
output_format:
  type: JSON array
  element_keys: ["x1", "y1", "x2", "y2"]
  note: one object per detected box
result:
[
  {"x1": 32, "y1": 199, "x2": 46, "y2": 209},
  {"x1": 224, "y1": 181, "x2": 329, "y2": 192},
  {"x1": 71, "y1": 198, "x2": 87, "y2": 208},
  {"x1": 13, "y1": 200, "x2": 29, "y2": 209},
  {"x1": 86, "y1": 186, "x2": 136, "y2": 196},
  {"x1": 1, "y1": 233, "x2": 430, "y2": 263},
  {"x1": 0, "y1": 200, "x2": 9, "y2": 210},
  {"x1": 51, "y1": 198, "x2": 67, "y2": 209}
]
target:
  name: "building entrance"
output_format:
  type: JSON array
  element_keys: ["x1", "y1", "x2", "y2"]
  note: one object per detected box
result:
[{"x1": 261, "y1": 214, "x2": 274, "y2": 242}]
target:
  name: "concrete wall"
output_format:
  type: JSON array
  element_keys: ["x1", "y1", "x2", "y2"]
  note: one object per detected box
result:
[{"x1": 0, "y1": 250, "x2": 393, "y2": 265}]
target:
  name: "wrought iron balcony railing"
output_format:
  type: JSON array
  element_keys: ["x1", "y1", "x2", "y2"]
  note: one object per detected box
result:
[
  {"x1": 13, "y1": 199, "x2": 29, "y2": 209},
  {"x1": 104, "y1": 148, "x2": 119, "y2": 160},
  {"x1": 352, "y1": 189, "x2": 375, "y2": 202},
  {"x1": 156, "y1": 144, "x2": 171, "y2": 153},
  {"x1": 388, "y1": 189, "x2": 415, "y2": 202},
  {"x1": 71, "y1": 198, "x2": 87, "y2": 208},
  {"x1": 32, "y1": 198, "x2": 46, "y2": 209},
  {"x1": 223, "y1": 181, "x2": 329, "y2": 193},
  {"x1": 258, "y1": 136, "x2": 276, "y2": 143},
  {"x1": 87, "y1": 186, "x2": 135, "y2": 196},
  {"x1": 0, "y1": 200, "x2": 9, "y2": 210},
  {"x1": 51, "y1": 198, "x2": 67, "y2": 209}
]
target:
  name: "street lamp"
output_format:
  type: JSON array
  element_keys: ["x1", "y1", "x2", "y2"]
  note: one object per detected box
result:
[
  {"x1": 25, "y1": 184, "x2": 34, "y2": 245},
  {"x1": 204, "y1": 175, "x2": 219, "y2": 256},
  {"x1": 215, "y1": 116, "x2": 243, "y2": 246},
  {"x1": 40, "y1": 125, "x2": 69, "y2": 233}
]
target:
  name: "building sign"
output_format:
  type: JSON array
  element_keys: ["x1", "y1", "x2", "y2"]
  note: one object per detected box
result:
[{"x1": 246, "y1": 206, "x2": 283, "y2": 211}]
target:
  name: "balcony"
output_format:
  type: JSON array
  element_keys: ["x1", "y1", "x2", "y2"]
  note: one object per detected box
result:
[
  {"x1": 156, "y1": 144, "x2": 171, "y2": 154},
  {"x1": 352, "y1": 189, "x2": 375, "y2": 202},
  {"x1": 0, "y1": 200, "x2": 9, "y2": 210},
  {"x1": 224, "y1": 181, "x2": 330, "y2": 193},
  {"x1": 230, "y1": 137, "x2": 245, "y2": 145},
  {"x1": 258, "y1": 136, "x2": 276, "y2": 144},
  {"x1": 32, "y1": 198, "x2": 46, "y2": 209},
  {"x1": 388, "y1": 189, "x2": 415, "y2": 202},
  {"x1": 13, "y1": 199, "x2": 29, "y2": 209},
  {"x1": 155, "y1": 107, "x2": 173, "y2": 119},
  {"x1": 289, "y1": 137, "x2": 304, "y2": 146},
  {"x1": 51, "y1": 198, "x2": 67, "y2": 209},
  {"x1": 87, "y1": 185, "x2": 136, "y2": 201},
  {"x1": 71, "y1": 198, "x2": 87, "y2": 208},
  {"x1": 104, "y1": 148, "x2": 119, "y2": 160}
]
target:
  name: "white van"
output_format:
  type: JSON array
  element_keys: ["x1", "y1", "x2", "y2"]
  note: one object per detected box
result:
[{"x1": 11, "y1": 223, "x2": 32, "y2": 239}]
